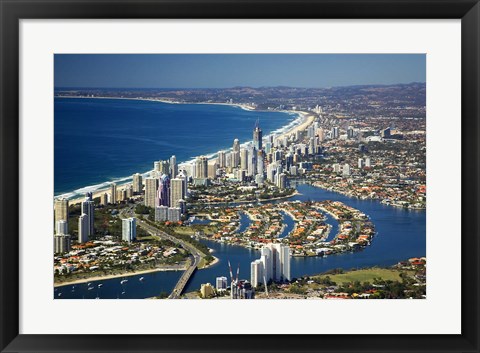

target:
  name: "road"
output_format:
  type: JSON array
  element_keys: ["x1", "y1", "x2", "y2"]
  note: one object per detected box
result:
[{"x1": 119, "y1": 205, "x2": 202, "y2": 299}]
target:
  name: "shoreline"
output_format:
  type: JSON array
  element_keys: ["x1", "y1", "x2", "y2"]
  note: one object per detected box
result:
[
  {"x1": 55, "y1": 96, "x2": 314, "y2": 202},
  {"x1": 54, "y1": 265, "x2": 186, "y2": 288}
]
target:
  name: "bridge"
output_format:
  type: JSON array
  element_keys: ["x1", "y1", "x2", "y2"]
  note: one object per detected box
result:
[{"x1": 119, "y1": 206, "x2": 203, "y2": 299}]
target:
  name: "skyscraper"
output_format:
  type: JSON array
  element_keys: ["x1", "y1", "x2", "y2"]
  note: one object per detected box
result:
[
  {"x1": 250, "y1": 259, "x2": 264, "y2": 288},
  {"x1": 157, "y1": 174, "x2": 171, "y2": 207},
  {"x1": 256, "y1": 149, "x2": 264, "y2": 176},
  {"x1": 55, "y1": 220, "x2": 68, "y2": 235},
  {"x1": 99, "y1": 193, "x2": 108, "y2": 206},
  {"x1": 54, "y1": 198, "x2": 69, "y2": 225},
  {"x1": 78, "y1": 213, "x2": 88, "y2": 243},
  {"x1": 81, "y1": 194, "x2": 95, "y2": 236},
  {"x1": 240, "y1": 148, "x2": 248, "y2": 171},
  {"x1": 250, "y1": 243, "x2": 291, "y2": 287},
  {"x1": 195, "y1": 156, "x2": 208, "y2": 179},
  {"x1": 170, "y1": 178, "x2": 185, "y2": 208},
  {"x1": 177, "y1": 170, "x2": 189, "y2": 197},
  {"x1": 122, "y1": 217, "x2": 136, "y2": 243},
  {"x1": 170, "y1": 155, "x2": 178, "y2": 178},
  {"x1": 276, "y1": 173, "x2": 287, "y2": 189},
  {"x1": 110, "y1": 183, "x2": 117, "y2": 204},
  {"x1": 144, "y1": 178, "x2": 159, "y2": 208},
  {"x1": 54, "y1": 234, "x2": 71, "y2": 254},
  {"x1": 217, "y1": 151, "x2": 226, "y2": 168},
  {"x1": 132, "y1": 173, "x2": 143, "y2": 193},
  {"x1": 232, "y1": 138, "x2": 240, "y2": 167},
  {"x1": 253, "y1": 120, "x2": 263, "y2": 151}
]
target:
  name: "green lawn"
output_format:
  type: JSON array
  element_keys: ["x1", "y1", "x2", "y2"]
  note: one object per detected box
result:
[{"x1": 316, "y1": 268, "x2": 408, "y2": 284}]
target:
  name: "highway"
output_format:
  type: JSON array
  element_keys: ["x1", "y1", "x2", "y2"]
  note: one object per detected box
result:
[{"x1": 119, "y1": 205, "x2": 202, "y2": 299}]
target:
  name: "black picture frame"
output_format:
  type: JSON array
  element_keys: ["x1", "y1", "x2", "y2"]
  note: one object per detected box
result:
[{"x1": 1, "y1": 1, "x2": 479, "y2": 352}]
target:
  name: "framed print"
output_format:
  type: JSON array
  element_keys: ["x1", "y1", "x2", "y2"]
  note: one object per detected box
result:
[{"x1": 0, "y1": 0, "x2": 479, "y2": 352}]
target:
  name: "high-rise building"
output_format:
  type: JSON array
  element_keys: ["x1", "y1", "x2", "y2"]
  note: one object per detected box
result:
[
  {"x1": 232, "y1": 139, "x2": 240, "y2": 167},
  {"x1": 365, "y1": 157, "x2": 371, "y2": 168},
  {"x1": 170, "y1": 178, "x2": 185, "y2": 208},
  {"x1": 78, "y1": 213, "x2": 89, "y2": 243},
  {"x1": 155, "y1": 205, "x2": 169, "y2": 222},
  {"x1": 216, "y1": 276, "x2": 228, "y2": 290},
  {"x1": 358, "y1": 158, "x2": 364, "y2": 169},
  {"x1": 55, "y1": 220, "x2": 68, "y2": 235},
  {"x1": 110, "y1": 183, "x2": 117, "y2": 204},
  {"x1": 126, "y1": 184, "x2": 133, "y2": 199},
  {"x1": 99, "y1": 193, "x2": 108, "y2": 206},
  {"x1": 122, "y1": 217, "x2": 136, "y2": 242},
  {"x1": 177, "y1": 170, "x2": 189, "y2": 197},
  {"x1": 167, "y1": 207, "x2": 181, "y2": 222},
  {"x1": 170, "y1": 155, "x2": 178, "y2": 178},
  {"x1": 250, "y1": 243, "x2": 291, "y2": 287},
  {"x1": 208, "y1": 160, "x2": 219, "y2": 179},
  {"x1": 157, "y1": 174, "x2": 171, "y2": 207},
  {"x1": 81, "y1": 194, "x2": 95, "y2": 236},
  {"x1": 247, "y1": 145, "x2": 256, "y2": 176},
  {"x1": 54, "y1": 234, "x2": 71, "y2": 254},
  {"x1": 276, "y1": 173, "x2": 287, "y2": 189},
  {"x1": 54, "y1": 198, "x2": 69, "y2": 225},
  {"x1": 144, "y1": 178, "x2": 159, "y2": 208},
  {"x1": 331, "y1": 126, "x2": 339, "y2": 139},
  {"x1": 256, "y1": 149, "x2": 264, "y2": 176},
  {"x1": 343, "y1": 163, "x2": 351, "y2": 176},
  {"x1": 200, "y1": 283, "x2": 215, "y2": 298},
  {"x1": 250, "y1": 259, "x2": 264, "y2": 288},
  {"x1": 195, "y1": 156, "x2": 208, "y2": 179},
  {"x1": 253, "y1": 121, "x2": 263, "y2": 151},
  {"x1": 132, "y1": 173, "x2": 143, "y2": 193},
  {"x1": 116, "y1": 189, "x2": 125, "y2": 202},
  {"x1": 217, "y1": 151, "x2": 226, "y2": 168},
  {"x1": 240, "y1": 148, "x2": 248, "y2": 171},
  {"x1": 158, "y1": 160, "x2": 170, "y2": 175}
]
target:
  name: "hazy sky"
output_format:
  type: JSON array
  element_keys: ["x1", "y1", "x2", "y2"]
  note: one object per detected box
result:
[{"x1": 54, "y1": 54, "x2": 426, "y2": 89}]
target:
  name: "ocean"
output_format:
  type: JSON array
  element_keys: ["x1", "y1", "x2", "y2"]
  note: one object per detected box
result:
[{"x1": 54, "y1": 97, "x2": 299, "y2": 197}]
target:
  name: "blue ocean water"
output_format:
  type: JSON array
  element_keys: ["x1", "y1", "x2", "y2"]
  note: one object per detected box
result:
[{"x1": 54, "y1": 98, "x2": 298, "y2": 196}]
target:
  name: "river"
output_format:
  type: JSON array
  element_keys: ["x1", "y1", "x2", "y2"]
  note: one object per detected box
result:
[{"x1": 55, "y1": 182, "x2": 425, "y2": 299}]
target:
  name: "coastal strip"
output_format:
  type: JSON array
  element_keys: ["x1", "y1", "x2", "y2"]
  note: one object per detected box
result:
[{"x1": 55, "y1": 96, "x2": 315, "y2": 204}]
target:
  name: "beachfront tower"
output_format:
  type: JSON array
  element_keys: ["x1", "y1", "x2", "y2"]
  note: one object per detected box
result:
[
  {"x1": 195, "y1": 156, "x2": 208, "y2": 179},
  {"x1": 132, "y1": 173, "x2": 143, "y2": 193},
  {"x1": 157, "y1": 174, "x2": 171, "y2": 207},
  {"x1": 81, "y1": 193, "x2": 95, "y2": 236},
  {"x1": 122, "y1": 217, "x2": 136, "y2": 243},
  {"x1": 110, "y1": 183, "x2": 117, "y2": 204},
  {"x1": 170, "y1": 155, "x2": 178, "y2": 178},
  {"x1": 54, "y1": 198, "x2": 69, "y2": 227},
  {"x1": 78, "y1": 213, "x2": 89, "y2": 243},
  {"x1": 253, "y1": 120, "x2": 263, "y2": 151},
  {"x1": 233, "y1": 139, "x2": 241, "y2": 167},
  {"x1": 144, "y1": 178, "x2": 159, "y2": 208}
]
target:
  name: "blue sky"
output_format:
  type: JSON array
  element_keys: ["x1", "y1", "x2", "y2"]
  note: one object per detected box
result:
[{"x1": 54, "y1": 54, "x2": 425, "y2": 89}]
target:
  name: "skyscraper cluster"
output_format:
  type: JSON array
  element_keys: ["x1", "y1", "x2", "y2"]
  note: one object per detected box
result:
[
  {"x1": 250, "y1": 243, "x2": 291, "y2": 287},
  {"x1": 144, "y1": 155, "x2": 187, "y2": 222},
  {"x1": 214, "y1": 120, "x2": 268, "y2": 184}
]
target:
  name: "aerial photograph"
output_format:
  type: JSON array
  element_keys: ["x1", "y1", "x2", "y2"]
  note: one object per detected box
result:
[{"x1": 53, "y1": 54, "x2": 426, "y2": 300}]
